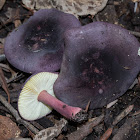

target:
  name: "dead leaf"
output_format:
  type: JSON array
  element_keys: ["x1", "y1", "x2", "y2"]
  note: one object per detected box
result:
[
  {"x1": 14, "y1": 8, "x2": 22, "y2": 28},
  {"x1": 0, "y1": 0, "x2": 6, "y2": 10},
  {"x1": 34, "y1": 118, "x2": 67, "y2": 140},
  {"x1": 14, "y1": 20, "x2": 22, "y2": 28},
  {"x1": 22, "y1": 0, "x2": 108, "y2": 17},
  {"x1": 22, "y1": 0, "x2": 35, "y2": 10},
  {"x1": 132, "y1": 0, "x2": 140, "y2": 2},
  {"x1": 0, "y1": 115, "x2": 21, "y2": 140}
]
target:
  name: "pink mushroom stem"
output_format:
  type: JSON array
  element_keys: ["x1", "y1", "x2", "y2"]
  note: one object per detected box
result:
[{"x1": 38, "y1": 90, "x2": 82, "y2": 119}]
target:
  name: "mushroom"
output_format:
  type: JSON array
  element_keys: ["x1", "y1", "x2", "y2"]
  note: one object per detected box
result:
[
  {"x1": 4, "y1": 9, "x2": 81, "y2": 73},
  {"x1": 18, "y1": 72, "x2": 87, "y2": 122},
  {"x1": 54, "y1": 22, "x2": 140, "y2": 110},
  {"x1": 18, "y1": 72, "x2": 58, "y2": 121}
]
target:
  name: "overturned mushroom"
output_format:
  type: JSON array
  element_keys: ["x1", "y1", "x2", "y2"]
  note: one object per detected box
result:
[
  {"x1": 54, "y1": 22, "x2": 140, "y2": 109},
  {"x1": 4, "y1": 9, "x2": 81, "y2": 73},
  {"x1": 18, "y1": 72, "x2": 87, "y2": 122},
  {"x1": 18, "y1": 72, "x2": 58, "y2": 121}
]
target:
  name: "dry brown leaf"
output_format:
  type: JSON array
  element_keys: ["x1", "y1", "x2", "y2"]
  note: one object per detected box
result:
[
  {"x1": 132, "y1": 0, "x2": 140, "y2": 2},
  {"x1": 0, "y1": 0, "x2": 6, "y2": 10},
  {"x1": 34, "y1": 119, "x2": 67, "y2": 140},
  {"x1": 14, "y1": 20, "x2": 22, "y2": 28},
  {"x1": 22, "y1": 0, "x2": 108, "y2": 17},
  {"x1": 22, "y1": 0, "x2": 36, "y2": 10},
  {"x1": 0, "y1": 115, "x2": 21, "y2": 140},
  {"x1": 14, "y1": 8, "x2": 22, "y2": 28}
]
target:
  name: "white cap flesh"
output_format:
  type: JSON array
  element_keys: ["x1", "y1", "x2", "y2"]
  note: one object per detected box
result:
[{"x1": 18, "y1": 72, "x2": 58, "y2": 121}]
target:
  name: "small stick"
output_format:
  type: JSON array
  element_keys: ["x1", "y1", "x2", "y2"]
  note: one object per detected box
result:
[
  {"x1": 113, "y1": 104, "x2": 134, "y2": 126},
  {"x1": 0, "y1": 67, "x2": 10, "y2": 103},
  {"x1": 66, "y1": 114, "x2": 104, "y2": 140},
  {"x1": 30, "y1": 121, "x2": 44, "y2": 130},
  {"x1": 106, "y1": 99, "x2": 118, "y2": 109},
  {"x1": 0, "y1": 94, "x2": 39, "y2": 134},
  {"x1": 107, "y1": 1, "x2": 121, "y2": 5},
  {"x1": 21, "y1": 3, "x2": 34, "y2": 15},
  {"x1": 100, "y1": 105, "x2": 134, "y2": 140},
  {"x1": 112, "y1": 113, "x2": 140, "y2": 140},
  {"x1": 0, "y1": 105, "x2": 10, "y2": 113},
  {"x1": 100, "y1": 127, "x2": 113, "y2": 140},
  {"x1": 129, "y1": 30, "x2": 140, "y2": 38},
  {"x1": 0, "y1": 63, "x2": 18, "y2": 75},
  {"x1": 7, "y1": 73, "x2": 24, "y2": 83},
  {"x1": 131, "y1": 110, "x2": 140, "y2": 116},
  {"x1": 0, "y1": 63, "x2": 23, "y2": 84},
  {"x1": 85, "y1": 100, "x2": 91, "y2": 112}
]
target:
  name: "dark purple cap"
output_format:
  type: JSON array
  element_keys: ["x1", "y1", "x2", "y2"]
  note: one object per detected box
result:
[
  {"x1": 4, "y1": 9, "x2": 81, "y2": 73},
  {"x1": 54, "y1": 22, "x2": 140, "y2": 109}
]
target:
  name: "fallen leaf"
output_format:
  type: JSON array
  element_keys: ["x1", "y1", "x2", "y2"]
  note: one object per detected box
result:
[
  {"x1": 0, "y1": 115, "x2": 21, "y2": 140},
  {"x1": 22, "y1": 0, "x2": 108, "y2": 17},
  {"x1": 34, "y1": 118, "x2": 67, "y2": 140},
  {"x1": 0, "y1": 0, "x2": 6, "y2": 10}
]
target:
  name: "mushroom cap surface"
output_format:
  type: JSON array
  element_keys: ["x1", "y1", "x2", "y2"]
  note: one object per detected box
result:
[
  {"x1": 4, "y1": 9, "x2": 81, "y2": 73},
  {"x1": 18, "y1": 72, "x2": 58, "y2": 121},
  {"x1": 54, "y1": 22, "x2": 140, "y2": 109}
]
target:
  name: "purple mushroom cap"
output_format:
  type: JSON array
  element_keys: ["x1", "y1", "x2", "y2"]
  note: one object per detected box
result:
[
  {"x1": 4, "y1": 9, "x2": 81, "y2": 73},
  {"x1": 54, "y1": 22, "x2": 140, "y2": 109}
]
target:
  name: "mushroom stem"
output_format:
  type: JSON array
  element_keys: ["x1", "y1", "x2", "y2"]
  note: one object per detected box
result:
[{"x1": 38, "y1": 90, "x2": 88, "y2": 122}]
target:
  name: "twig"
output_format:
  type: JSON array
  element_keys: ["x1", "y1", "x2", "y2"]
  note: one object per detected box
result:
[
  {"x1": 106, "y1": 99, "x2": 118, "y2": 109},
  {"x1": 85, "y1": 100, "x2": 91, "y2": 112},
  {"x1": 0, "y1": 63, "x2": 11, "y2": 72},
  {"x1": 129, "y1": 30, "x2": 140, "y2": 38},
  {"x1": 0, "y1": 63, "x2": 17, "y2": 74},
  {"x1": 13, "y1": 138, "x2": 32, "y2": 140},
  {"x1": 30, "y1": 121, "x2": 44, "y2": 131},
  {"x1": 0, "y1": 12, "x2": 32, "y2": 30},
  {"x1": 107, "y1": 1, "x2": 121, "y2": 5},
  {"x1": 112, "y1": 114, "x2": 140, "y2": 140},
  {"x1": 0, "y1": 67, "x2": 10, "y2": 103},
  {"x1": 112, "y1": 104, "x2": 134, "y2": 125},
  {"x1": 0, "y1": 63, "x2": 22, "y2": 84},
  {"x1": 66, "y1": 114, "x2": 104, "y2": 140},
  {"x1": 131, "y1": 110, "x2": 140, "y2": 116},
  {"x1": 0, "y1": 89, "x2": 21, "y2": 101},
  {"x1": 0, "y1": 19, "x2": 11, "y2": 31},
  {"x1": 100, "y1": 127, "x2": 113, "y2": 140},
  {"x1": 21, "y1": 3, "x2": 34, "y2": 15},
  {"x1": 7, "y1": 73, "x2": 24, "y2": 83},
  {"x1": 0, "y1": 105, "x2": 10, "y2": 113},
  {"x1": 0, "y1": 94, "x2": 39, "y2": 134},
  {"x1": 14, "y1": 8, "x2": 22, "y2": 28},
  {"x1": 100, "y1": 105, "x2": 134, "y2": 140}
]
